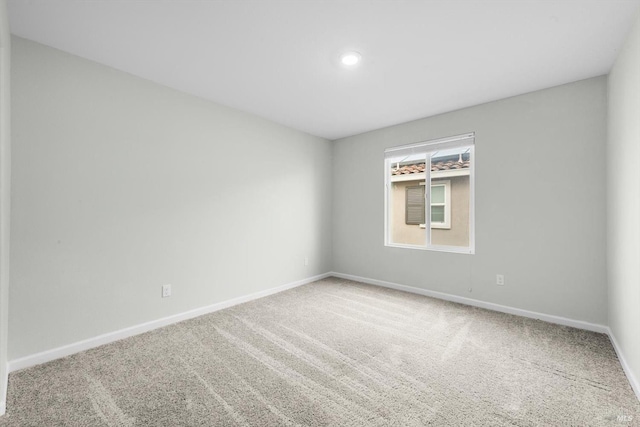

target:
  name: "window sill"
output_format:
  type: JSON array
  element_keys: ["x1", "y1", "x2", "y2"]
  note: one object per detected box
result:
[
  {"x1": 385, "y1": 243, "x2": 474, "y2": 254},
  {"x1": 420, "y1": 224, "x2": 451, "y2": 230}
]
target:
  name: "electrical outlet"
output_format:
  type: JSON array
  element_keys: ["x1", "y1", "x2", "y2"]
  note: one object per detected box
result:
[
  {"x1": 304, "y1": 256, "x2": 309, "y2": 266},
  {"x1": 162, "y1": 284, "x2": 172, "y2": 298},
  {"x1": 496, "y1": 274, "x2": 505, "y2": 286}
]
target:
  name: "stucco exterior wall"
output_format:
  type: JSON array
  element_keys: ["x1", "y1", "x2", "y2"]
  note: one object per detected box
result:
[
  {"x1": 391, "y1": 180, "x2": 426, "y2": 246},
  {"x1": 432, "y1": 176, "x2": 469, "y2": 247},
  {"x1": 391, "y1": 175, "x2": 469, "y2": 247}
]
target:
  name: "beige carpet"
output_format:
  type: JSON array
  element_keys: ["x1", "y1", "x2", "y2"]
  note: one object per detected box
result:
[{"x1": 1, "y1": 277, "x2": 638, "y2": 426}]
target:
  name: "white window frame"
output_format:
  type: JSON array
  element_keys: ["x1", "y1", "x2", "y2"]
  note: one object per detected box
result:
[
  {"x1": 425, "y1": 180, "x2": 451, "y2": 229},
  {"x1": 384, "y1": 133, "x2": 475, "y2": 254}
]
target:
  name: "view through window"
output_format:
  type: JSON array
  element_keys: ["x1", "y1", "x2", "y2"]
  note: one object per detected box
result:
[{"x1": 384, "y1": 133, "x2": 475, "y2": 253}]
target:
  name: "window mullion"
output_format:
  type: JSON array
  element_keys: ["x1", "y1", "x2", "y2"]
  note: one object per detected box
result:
[
  {"x1": 425, "y1": 153, "x2": 431, "y2": 248},
  {"x1": 384, "y1": 158, "x2": 391, "y2": 246}
]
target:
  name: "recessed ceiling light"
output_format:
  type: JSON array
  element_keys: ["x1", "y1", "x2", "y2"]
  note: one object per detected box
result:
[{"x1": 340, "y1": 51, "x2": 361, "y2": 67}]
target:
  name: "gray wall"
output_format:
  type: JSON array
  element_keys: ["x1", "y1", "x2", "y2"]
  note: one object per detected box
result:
[
  {"x1": 333, "y1": 77, "x2": 608, "y2": 324},
  {"x1": 0, "y1": 0, "x2": 10, "y2": 413},
  {"x1": 607, "y1": 11, "x2": 640, "y2": 393},
  {"x1": 10, "y1": 37, "x2": 333, "y2": 360}
]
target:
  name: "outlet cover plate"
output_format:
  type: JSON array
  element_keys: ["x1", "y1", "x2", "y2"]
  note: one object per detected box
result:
[{"x1": 162, "y1": 284, "x2": 172, "y2": 298}]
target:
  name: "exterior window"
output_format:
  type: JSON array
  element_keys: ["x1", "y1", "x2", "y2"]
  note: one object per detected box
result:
[
  {"x1": 405, "y1": 181, "x2": 451, "y2": 229},
  {"x1": 429, "y1": 180, "x2": 451, "y2": 229},
  {"x1": 385, "y1": 133, "x2": 475, "y2": 253}
]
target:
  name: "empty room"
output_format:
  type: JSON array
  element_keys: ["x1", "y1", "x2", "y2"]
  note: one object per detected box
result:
[{"x1": 0, "y1": 0, "x2": 639, "y2": 425}]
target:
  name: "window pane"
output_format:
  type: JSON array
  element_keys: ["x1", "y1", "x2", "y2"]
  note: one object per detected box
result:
[
  {"x1": 430, "y1": 147, "x2": 471, "y2": 247},
  {"x1": 431, "y1": 185, "x2": 445, "y2": 204},
  {"x1": 388, "y1": 155, "x2": 426, "y2": 246},
  {"x1": 431, "y1": 205, "x2": 445, "y2": 222},
  {"x1": 384, "y1": 133, "x2": 474, "y2": 253}
]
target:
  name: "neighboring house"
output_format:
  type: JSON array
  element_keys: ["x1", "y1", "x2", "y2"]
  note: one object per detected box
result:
[{"x1": 390, "y1": 154, "x2": 470, "y2": 247}]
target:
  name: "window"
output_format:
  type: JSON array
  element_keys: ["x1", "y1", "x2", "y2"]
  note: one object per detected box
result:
[
  {"x1": 405, "y1": 181, "x2": 451, "y2": 229},
  {"x1": 385, "y1": 133, "x2": 475, "y2": 253},
  {"x1": 430, "y1": 180, "x2": 451, "y2": 229}
]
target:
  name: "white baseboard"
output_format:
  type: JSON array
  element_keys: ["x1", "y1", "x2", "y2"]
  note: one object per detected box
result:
[
  {"x1": 8, "y1": 272, "x2": 331, "y2": 373},
  {"x1": 330, "y1": 272, "x2": 608, "y2": 334},
  {"x1": 606, "y1": 328, "x2": 640, "y2": 401}
]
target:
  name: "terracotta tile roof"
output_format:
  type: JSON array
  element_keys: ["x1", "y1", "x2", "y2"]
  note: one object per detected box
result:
[{"x1": 391, "y1": 159, "x2": 470, "y2": 175}]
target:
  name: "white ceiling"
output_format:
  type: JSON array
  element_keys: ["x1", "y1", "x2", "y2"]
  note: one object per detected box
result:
[{"x1": 8, "y1": 0, "x2": 640, "y2": 140}]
